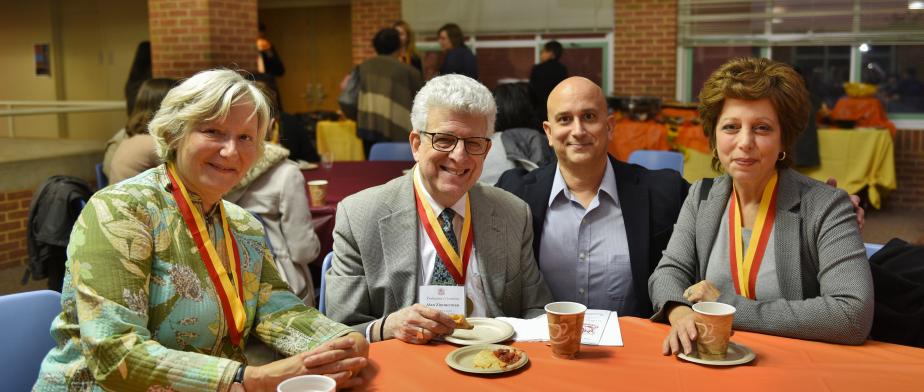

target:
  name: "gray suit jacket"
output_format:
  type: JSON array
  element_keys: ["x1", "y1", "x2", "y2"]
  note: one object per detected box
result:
[
  {"x1": 326, "y1": 171, "x2": 554, "y2": 333},
  {"x1": 648, "y1": 169, "x2": 874, "y2": 345}
]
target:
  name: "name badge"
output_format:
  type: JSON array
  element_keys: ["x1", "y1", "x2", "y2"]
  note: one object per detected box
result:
[{"x1": 418, "y1": 285, "x2": 465, "y2": 315}]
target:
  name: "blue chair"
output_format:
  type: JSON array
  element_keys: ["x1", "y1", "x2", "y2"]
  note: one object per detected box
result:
[
  {"x1": 318, "y1": 252, "x2": 334, "y2": 315},
  {"x1": 865, "y1": 243, "x2": 884, "y2": 258},
  {"x1": 628, "y1": 150, "x2": 684, "y2": 175},
  {"x1": 95, "y1": 163, "x2": 109, "y2": 189},
  {"x1": 0, "y1": 290, "x2": 62, "y2": 391},
  {"x1": 368, "y1": 142, "x2": 414, "y2": 161}
]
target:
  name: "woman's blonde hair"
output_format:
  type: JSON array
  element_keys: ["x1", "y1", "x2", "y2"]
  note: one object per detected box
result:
[
  {"x1": 698, "y1": 57, "x2": 810, "y2": 171},
  {"x1": 149, "y1": 69, "x2": 272, "y2": 163}
]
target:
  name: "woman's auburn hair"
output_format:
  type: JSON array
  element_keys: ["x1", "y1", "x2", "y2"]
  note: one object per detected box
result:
[{"x1": 698, "y1": 57, "x2": 811, "y2": 172}]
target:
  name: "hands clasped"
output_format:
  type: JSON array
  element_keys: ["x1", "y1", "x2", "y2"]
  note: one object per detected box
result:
[{"x1": 244, "y1": 332, "x2": 368, "y2": 391}]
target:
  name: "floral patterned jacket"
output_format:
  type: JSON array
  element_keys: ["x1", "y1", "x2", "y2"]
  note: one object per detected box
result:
[{"x1": 34, "y1": 165, "x2": 352, "y2": 391}]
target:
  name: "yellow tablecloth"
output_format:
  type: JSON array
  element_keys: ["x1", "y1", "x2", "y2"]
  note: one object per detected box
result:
[
  {"x1": 682, "y1": 129, "x2": 896, "y2": 209},
  {"x1": 315, "y1": 120, "x2": 365, "y2": 161}
]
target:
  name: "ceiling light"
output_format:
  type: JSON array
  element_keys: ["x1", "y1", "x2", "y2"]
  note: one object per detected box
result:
[
  {"x1": 859, "y1": 43, "x2": 870, "y2": 52},
  {"x1": 910, "y1": 1, "x2": 924, "y2": 10}
]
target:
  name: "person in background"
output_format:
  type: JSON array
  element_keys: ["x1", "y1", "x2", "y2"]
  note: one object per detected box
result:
[
  {"x1": 124, "y1": 41, "x2": 152, "y2": 115},
  {"x1": 325, "y1": 74, "x2": 552, "y2": 344},
  {"x1": 437, "y1": 23, "x2": 477, "y2": 80},
  {"x1": 393, "y1": 20, "x2": 422, "y2": 75},
  {"x1": 225, "y1": 85, "x2": 321, "y2": 306},
  {"x1": 649, "y1": 58, "x2": 873, "y2": 354},
  {"x1": 106, "y1": 78, "x2": 177, "y2": 184},
  {"x1": 356, "y1": 28, "x2": 423, "y2": 156},
  {"x1": 528, "y1": 40, "x2": 568, "y2": 121},
  {"x1": 480, "y1": 82, "x2": 550, "y2": 184},
  {"x1": 34, "y1": 69, "x2": 367, "y2": 391},
  {"x1": 257, "y1": 22, "x2": 286, "y2": 112}
]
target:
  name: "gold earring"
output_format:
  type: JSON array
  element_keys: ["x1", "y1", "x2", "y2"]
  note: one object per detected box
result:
[{"x1": 778, "y1": 151, "x2": 787, "y2": 161}]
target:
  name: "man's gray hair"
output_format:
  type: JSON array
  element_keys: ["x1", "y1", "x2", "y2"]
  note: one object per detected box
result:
[
  {"x1": 410, "y1": 74, "x2": 496, "y2": 137},
  {"x1": 149, "y1": 69, "x2": 272, "y2": 163}
]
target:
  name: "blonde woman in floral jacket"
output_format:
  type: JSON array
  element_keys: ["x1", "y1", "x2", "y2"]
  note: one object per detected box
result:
[{"x1": 34, "y1": 70, "x2": 367, "y2": 392}]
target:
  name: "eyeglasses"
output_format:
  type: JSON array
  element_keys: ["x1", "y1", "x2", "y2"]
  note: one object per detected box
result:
[{"x1": 420, "y1": 131, "x2": 491, "y2": 155}]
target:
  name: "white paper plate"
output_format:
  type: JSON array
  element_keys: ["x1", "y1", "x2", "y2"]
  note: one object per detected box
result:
[
  {"x1": 444, "y1": 317, "x2": 515, "y2": 345},
  {"x1": 445, "y1": 344, "x2": 528, "y2": 374}
]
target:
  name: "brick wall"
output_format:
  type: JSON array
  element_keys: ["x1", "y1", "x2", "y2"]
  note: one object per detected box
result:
[
  {"x1": 892, "y1": 129, "x2": 924, "y2": 210},
  {"x1": 350, "y1": 0, "x2": 401, "y2": 65},
  {"x1": 613, "y1": 0, "x2": 677, "y2": 100},
  {"x1": 0, "y1": 190, "x2": 33, "y2": 270},
  {"x1": 149, "y1": 0, "x2": 257, "y2": 78}
]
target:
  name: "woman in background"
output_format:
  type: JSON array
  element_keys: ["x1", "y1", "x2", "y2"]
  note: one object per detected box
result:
[
  {"x1": 106, "y1": 78, "x2": 176, "y2": 184},
  {"x1": 480, "y1": 82, "x2": 550, "y2": 184},
  {"x1": 393, "y1": 20, "x2": 422, "y2": 74}
]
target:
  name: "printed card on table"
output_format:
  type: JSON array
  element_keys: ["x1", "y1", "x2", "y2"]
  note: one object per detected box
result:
[{"x1": 581, "y1": 309, "x2": 624, "y2": 346}]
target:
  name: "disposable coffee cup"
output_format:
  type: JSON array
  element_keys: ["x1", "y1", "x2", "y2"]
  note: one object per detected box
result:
[
  {"x1": 307, "y1": 180, "x2": 328, "y2": 207},
  {"x1": 545, "y1": 301, "x2": 587, "y2": 359},
  {"x1": 691, "y1": 301, "x2": 736, "y2": 360},
  {"x1": 277, "y1": 374, "x2": 336, "y2": 392}
]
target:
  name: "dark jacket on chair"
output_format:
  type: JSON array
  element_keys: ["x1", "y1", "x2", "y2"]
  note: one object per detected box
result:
[
  {"x1": 869, "y1": 238, "x2": 924, "y2": 348},
  {"x1": 25, "y1": 176, "x2": 93, "y2": 291}
]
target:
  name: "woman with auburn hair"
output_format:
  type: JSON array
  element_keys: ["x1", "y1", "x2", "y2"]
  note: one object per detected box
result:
[
  {"x1": 35, "y1": 69, "x2": 367, "y2": 391},
  {"x1": 648, "y1": 57, "x2": 873, "y2": 354},
  {"x1": 393, "y1": 20, "x2": 422, "y2": 74}
]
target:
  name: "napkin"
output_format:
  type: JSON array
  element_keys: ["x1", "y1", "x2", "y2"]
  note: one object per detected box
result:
[{"x1": 496, "y1": 315, "x2": 550, "y2": 342}]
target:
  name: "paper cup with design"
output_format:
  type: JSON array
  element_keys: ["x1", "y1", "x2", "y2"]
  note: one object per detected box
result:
[
  {"x1": 545, "y1": 301, "x2": 587, "y2": 359},
  {"x1": 277, "y1": 374, "x2": 336, "y2": 392},
  {"x1": 307, "y1": 180, "x2": 328, "y2": 207},
  {"x1": 691, "y1": 301, "x2": 736, "y2": 360}
]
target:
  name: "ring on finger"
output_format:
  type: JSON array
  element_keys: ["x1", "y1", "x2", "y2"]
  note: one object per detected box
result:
[{"x1": 416, "y1": 327, "x2": 424, "y2": 340}]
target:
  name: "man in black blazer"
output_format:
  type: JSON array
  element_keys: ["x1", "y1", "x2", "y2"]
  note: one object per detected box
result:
[{"x1": 497, "y1": 77, "x2": 688, "y2": 317}]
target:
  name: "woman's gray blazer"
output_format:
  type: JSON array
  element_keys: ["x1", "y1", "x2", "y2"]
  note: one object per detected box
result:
[{"x1": 648, "y1": 169, "x2": 874, "y2": 345}]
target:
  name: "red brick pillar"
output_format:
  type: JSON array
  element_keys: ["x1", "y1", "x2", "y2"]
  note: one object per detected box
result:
[
  {"x1": 350, "y1": 0, "x2": 401, "y2": 65},
  {"x1": 148, "y1": 0, "x2": 258, "y2": 78},
  {"x1": 613, "y1": 0, "x2": 677, "y2": 100}
]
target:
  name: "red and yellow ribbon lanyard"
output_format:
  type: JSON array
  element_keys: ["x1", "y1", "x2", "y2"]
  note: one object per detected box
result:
[
  {"x1": 728, "y1": 172, "x2": 779, "y2": 300},
  {"x1": 412, "y1": 167, "x2": 474, "y2": 284},
  {"x1": 166, "y1": 163, "x2": 246, "y2": 345}
]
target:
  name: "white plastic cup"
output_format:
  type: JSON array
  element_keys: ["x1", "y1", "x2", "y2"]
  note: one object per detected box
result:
[{"x1": 277, "y1": 375, "x2": 336, "y2": 392}]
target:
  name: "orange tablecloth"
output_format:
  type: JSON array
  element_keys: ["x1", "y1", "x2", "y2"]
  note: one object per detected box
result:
[
  {"x1": 830, "y1": 97, "x2": 897, "y2": 137},
  {"x1": 357, "y1": 317, "x2": 924, "y2": 391},
  {"x1": 608, "y1": 119, "x2": 669, "y2": 161}
]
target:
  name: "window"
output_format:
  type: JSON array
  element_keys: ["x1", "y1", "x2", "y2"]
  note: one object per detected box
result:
[
  {"x1": 416, "y1": 34, "x2": 611, "y2": 93},
  {"x1": 678, "y1": 0, "x2": 924, "y2": 120}
]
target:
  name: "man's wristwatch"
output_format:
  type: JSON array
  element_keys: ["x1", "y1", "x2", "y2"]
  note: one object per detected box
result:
[{"x1": 233, "y1": 364, "x2": 246, "y2": 385}]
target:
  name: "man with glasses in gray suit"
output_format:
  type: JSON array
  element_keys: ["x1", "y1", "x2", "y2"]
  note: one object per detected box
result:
[{"x1": 325, "y1": 74, "x2": 553, "y2": 344}]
